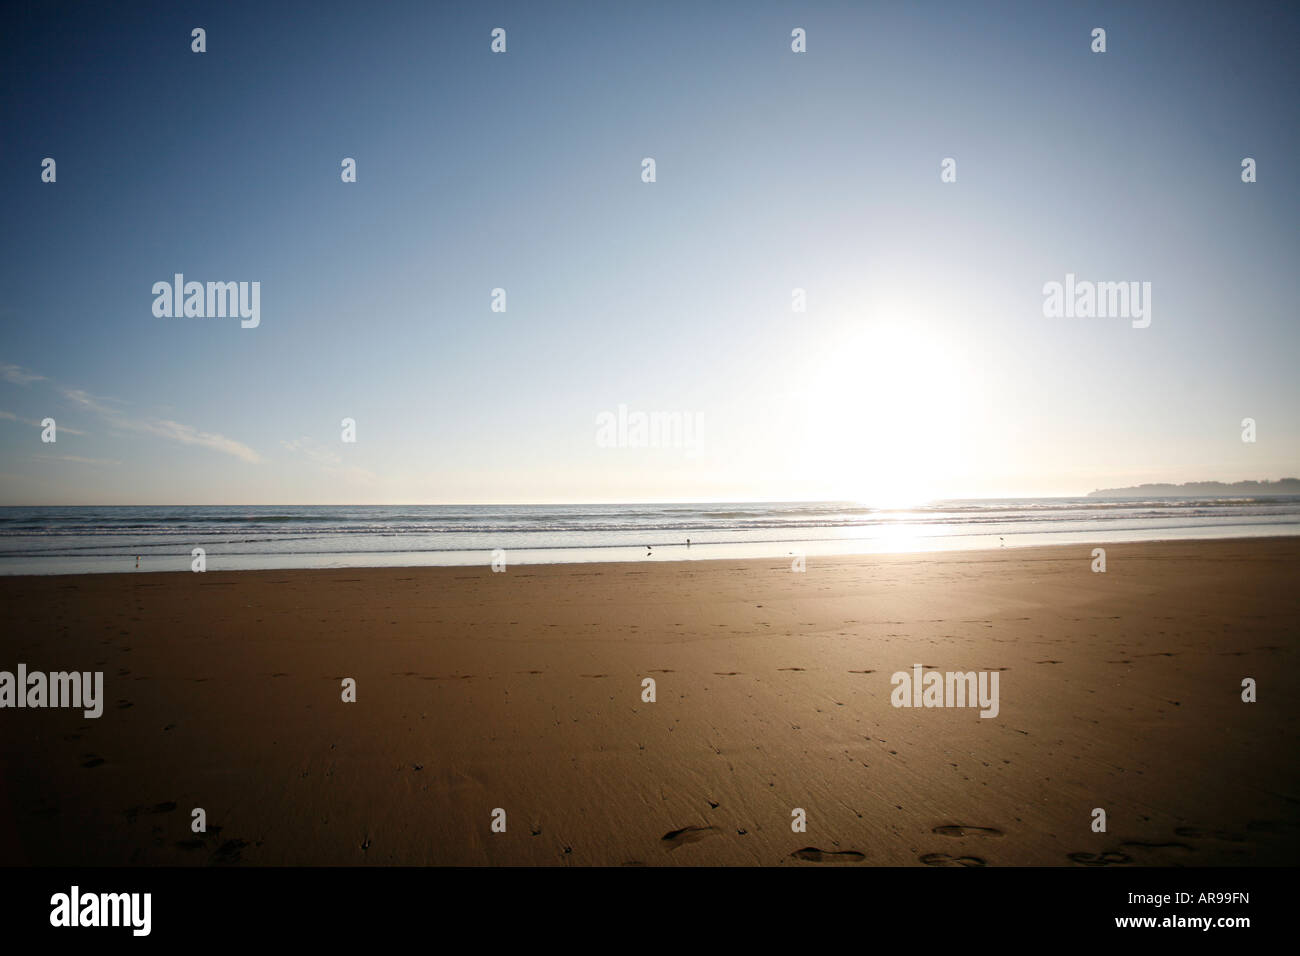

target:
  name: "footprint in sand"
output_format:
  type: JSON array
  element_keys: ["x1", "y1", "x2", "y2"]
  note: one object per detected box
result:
[
  {"x1": 210, "y1": 838, "x2": 250, "y2": 865},
  {"x1": 1066, "y1": 850, "x2": 1132, "y2": 866},
  {"x1": 791, "y1": 847, "x2": 865, "y2": 863},
  {"x1": 1121, "y1": 840, "x2": 1194, "y2": 853},
  {"x1": 932, "y1": 825, "x2": 1003, "y2": 838},
  {"x1": 920, "y1": 852, "x2": 986, "y2": 867},
  {"x1": 1174, "y1": 826, "x2": 1245, "y2": 843},
  {"x1": 1247, "y1": 820, "x2": 1293, "y2": 835},
  {"x1": 124, "y1": 801, "x2": 178, "y2": 823},
  {"x1": 661, "y1": 825, "x2": 719, "y2": 849}
]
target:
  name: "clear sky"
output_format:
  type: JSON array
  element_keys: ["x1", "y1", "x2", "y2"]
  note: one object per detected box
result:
[{"x1": 1, "y1": 0, "x2": 1297, "y2": 505}]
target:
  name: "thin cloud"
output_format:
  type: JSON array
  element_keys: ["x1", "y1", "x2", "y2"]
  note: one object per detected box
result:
[
  {"x1": 58, "y1": 387, "x2": 122, "y2": 418},
  {"x1": 32, "y1": 454, "x2": 122, "y2": 466},
  {"x1": 0, "y1": 363, "x2": 45, "y2": 385},
  {"x1": 59, "y1": 388, "x2": 258, "y2": 461},
  {"x1": 1, "y1": 361, "x2": 261, "y2": 464},
  {"x1": 282, "y1": 436, "x2": 341, "y2": 467},
  {"x1": 141, "y1": 419, "x2": 260, "y2": 463},
  {"x1": 0, "y1": 409, "x2": 88, "y2": 436},
  {"x1": 283, "y1": 436, "x2": 377, "y2": 485}
]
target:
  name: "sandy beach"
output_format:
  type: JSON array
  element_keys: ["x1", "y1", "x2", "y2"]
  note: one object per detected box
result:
[{"x1": 1, "y1": 537, "x2": 1296, "y2": 866}]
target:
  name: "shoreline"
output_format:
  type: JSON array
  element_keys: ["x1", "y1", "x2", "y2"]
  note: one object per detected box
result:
[{"x1": 4, "y1": 527, "x2": 1299, "y2": 578}]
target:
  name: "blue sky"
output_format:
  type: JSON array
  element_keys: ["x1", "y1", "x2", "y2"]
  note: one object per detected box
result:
[{"x1": 1, "y1": 0, "x2": 1297, "y2": 504}]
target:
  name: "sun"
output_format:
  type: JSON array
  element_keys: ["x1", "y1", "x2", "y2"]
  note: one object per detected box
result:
[{"x1": 798, "y1": 320, "x2": 972, "y2": 507}]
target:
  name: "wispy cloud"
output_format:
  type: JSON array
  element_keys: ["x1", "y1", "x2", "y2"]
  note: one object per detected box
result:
[
  {"x1": 282, "y1": 436, "x2": 377, "y2": 485},
  {"x1": 58, "y1": 387, "x2": 120, "y2": 418},
  {"x1": 2, "y1": 361, "x2": 261, "y2": 464},
  {"x1": 0, "y1": 363, "x2": 45, "y2": 386},
  {"x1": 32, "y1": 454, "x2": 122, "y2": 466},
  {"x1": 282, "y1": 436, "x2": 341, "y2": 467},
  {"x1": 0, "y1": 409, "x2": 88, "y2": 436},
  {"x1": 140, "y1": 419, "x2": 260, "y2": 463}
]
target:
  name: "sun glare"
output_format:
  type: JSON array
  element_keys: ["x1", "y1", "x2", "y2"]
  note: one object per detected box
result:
[{"x1": 800, "y1": 320, "x2": 972, "y2": 506}]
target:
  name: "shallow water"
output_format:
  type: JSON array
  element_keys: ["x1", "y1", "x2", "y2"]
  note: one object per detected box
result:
[{"x1": 2, "y1": 497, "x2": 1298, "y2": 574}]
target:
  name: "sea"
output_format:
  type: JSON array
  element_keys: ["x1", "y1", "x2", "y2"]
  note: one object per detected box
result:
[{"x1": 1, "y1": 497, "x2": 1298, "y2": 575}]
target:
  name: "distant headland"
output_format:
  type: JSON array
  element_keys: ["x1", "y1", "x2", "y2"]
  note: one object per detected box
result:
[{"x1": 1088, "y1": 479, "x2": 1300, "y2": 497}]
